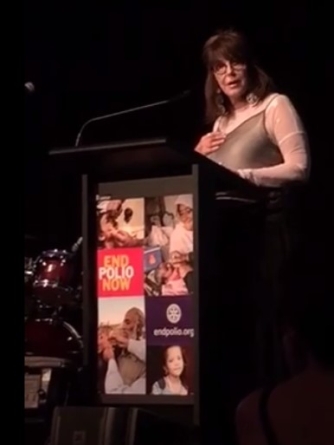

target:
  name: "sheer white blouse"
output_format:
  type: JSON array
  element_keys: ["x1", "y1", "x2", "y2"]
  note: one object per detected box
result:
[{"x1": 213, "y1": 94, "x2": 310, "y2": 188}]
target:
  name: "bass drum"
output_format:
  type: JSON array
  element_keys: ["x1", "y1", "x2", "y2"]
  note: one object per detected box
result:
[
  {"x1": 25, "y1": 318, "x2": 83, "y2": 362},
  {"x1": 24, "y1": 319, "x2": 83, "y2": 422}
]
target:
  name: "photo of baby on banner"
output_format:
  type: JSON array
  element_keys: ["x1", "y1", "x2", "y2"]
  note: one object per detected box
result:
[{"x1": 143, "y1": 194, "x2": 194, "y2": 297}]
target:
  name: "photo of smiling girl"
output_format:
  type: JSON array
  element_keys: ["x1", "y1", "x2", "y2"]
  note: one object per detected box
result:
[{"x1": 151, "y1": 345, "x2": 189, "y2": 395}]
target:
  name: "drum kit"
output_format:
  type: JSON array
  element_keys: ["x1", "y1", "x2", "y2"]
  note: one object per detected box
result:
[{"x1": 24, "y1": 236, "x2": 84, "y2": 423}]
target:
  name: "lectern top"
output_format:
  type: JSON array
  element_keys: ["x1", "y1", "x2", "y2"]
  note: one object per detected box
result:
[
  {"x1": 50, "y1": 137, "x2": 168, "y2": 157},
  {"x1": 49, "y1": 137, "x2": 259, "y2": 195}
]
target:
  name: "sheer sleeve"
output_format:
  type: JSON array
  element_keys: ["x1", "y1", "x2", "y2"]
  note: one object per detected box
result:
[{"x1": 238, "y1": 95, "x2": 310, "y2": 188}]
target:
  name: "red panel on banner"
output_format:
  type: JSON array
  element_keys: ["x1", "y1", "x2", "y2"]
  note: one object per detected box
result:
[{"x1": 97, "y1": 248, "x2": 144, "y2": 297}]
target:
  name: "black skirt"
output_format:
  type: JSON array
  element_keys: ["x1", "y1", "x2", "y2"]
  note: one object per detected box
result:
[{"x1": 214, "y1": 189, "x2": 291, "y2": 390}]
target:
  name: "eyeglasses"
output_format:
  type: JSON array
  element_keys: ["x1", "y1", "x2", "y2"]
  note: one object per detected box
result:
[{"x1": 213, "y1": 62, "x2": 246, "y2": 77}]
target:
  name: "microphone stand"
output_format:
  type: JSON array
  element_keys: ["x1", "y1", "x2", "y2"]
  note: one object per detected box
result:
[{"x1": 74, "y1": 90, "x2": 189, "y2": 148}]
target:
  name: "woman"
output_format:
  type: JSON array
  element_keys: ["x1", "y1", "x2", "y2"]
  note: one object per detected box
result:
[
  {"x1": 195, "y1": 29, "x2": 310, "y2": 384},
  {"x1": 195, "y1": 29, "x2": 310, "y2": 188},
  {"x1": 236, "y1": 289, "x2": 334, "y2": 445}
]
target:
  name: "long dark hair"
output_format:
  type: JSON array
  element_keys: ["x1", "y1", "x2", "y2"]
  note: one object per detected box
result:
[
  {"x1": 202, "y1": 29, "x2": 275, "y2": 123},
  {"x1": 163, "y1": 345, "x2": 188, "y2": 389}
]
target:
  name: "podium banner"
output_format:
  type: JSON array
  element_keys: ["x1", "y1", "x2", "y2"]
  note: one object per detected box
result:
[{"x1": 96, "y1": 193, "x2": 195, "y2": 400}]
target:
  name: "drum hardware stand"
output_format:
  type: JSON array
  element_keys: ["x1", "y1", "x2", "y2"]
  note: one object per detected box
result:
[
  {"x1": 71, "y1": 236, "x2": 83, "y2": 255},
  {"x1": 51, "y1": 306, "x2": 64, "y2": 325},
  {"x1": 74, "y1": 286, "x2": 82, "y2": 303}
]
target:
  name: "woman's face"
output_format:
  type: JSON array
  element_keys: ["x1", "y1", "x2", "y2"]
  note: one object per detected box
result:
[
  {"x1": 178, "y1": 204, "x2": 193, "y2": 230},
  {"x1": 213, "y1": 59, "x2": 248, "y2": 101},
  {"x1": 165, "y1": 346, "x2": 184, "y2": 377}
]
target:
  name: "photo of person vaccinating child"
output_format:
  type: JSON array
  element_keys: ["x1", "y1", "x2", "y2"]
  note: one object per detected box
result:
[
  {"x1": 144, "y1": 194, "x2": 194, "y2": 296},
  {"x1": 97, "y1": 297, "x2": 146, "y2": 394},
  {"x1": 147, "y1": 345, "x2": 194, "y2": 396}
]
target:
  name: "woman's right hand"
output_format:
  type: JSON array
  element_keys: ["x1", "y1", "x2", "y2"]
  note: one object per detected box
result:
[{"x1": 194, "y1": 132, "x2": 226, "y2": 156}]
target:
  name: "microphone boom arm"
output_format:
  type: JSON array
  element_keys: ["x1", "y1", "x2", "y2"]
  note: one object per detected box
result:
[{"x1": 74, "y1": 97, "x2": 170, "y2": 148}]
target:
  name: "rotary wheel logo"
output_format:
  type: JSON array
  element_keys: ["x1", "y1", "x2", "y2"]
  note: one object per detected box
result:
[{"x1": 166, "y1": 304, "x2": 182, "y2": 324}]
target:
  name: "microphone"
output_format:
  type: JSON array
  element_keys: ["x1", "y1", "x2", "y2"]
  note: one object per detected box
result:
[
  {"x1": 25, "y1": 82, "x2": 35, "y2": 94},
  {"x1": 71, "y1": 236, "x2": 83, "y2": 254},
  {"x1": 74, "y1": 90, "x2": 190, "y2": 148}
]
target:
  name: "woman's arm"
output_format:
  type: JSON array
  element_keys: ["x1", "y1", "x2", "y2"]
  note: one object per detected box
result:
[{"x1": 238, "y1": 95, "x2": 310, "y2": 188}]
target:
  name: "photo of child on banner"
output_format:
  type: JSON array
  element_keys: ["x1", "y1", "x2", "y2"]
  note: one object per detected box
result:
[
  {"x1": 96, "y1": 197, "x2": 145, "y2": 249},
  {"x1": 147, "y1": 345, "x2": 194, "y2": 396},
  {"x1": 144, "y1": 194, "x2": 194, "y2": 296}
]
